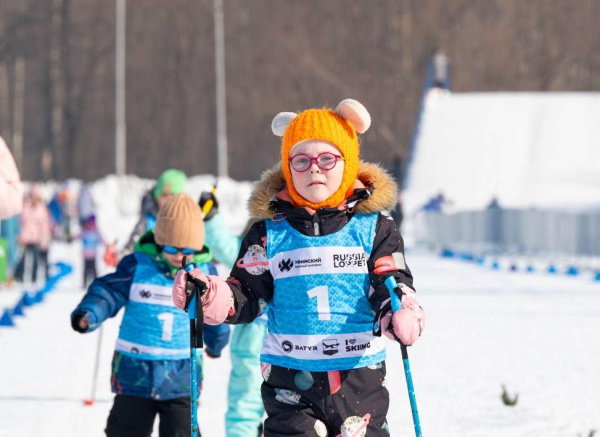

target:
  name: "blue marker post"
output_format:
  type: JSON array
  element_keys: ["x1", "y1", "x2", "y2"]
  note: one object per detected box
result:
[
  {"x1": 182, "y1": 257, "x2": 206, "y2": 437},
  {"x1": 384, "y1": 276, "x2": 423, "y2": 437}
]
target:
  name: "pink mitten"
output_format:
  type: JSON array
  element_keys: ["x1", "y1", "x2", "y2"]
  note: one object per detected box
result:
[
  {"x1": 172, "y1": 269, "x2": 190, "y2": 309},
  {"x1": 381, "y1": 293, "x2": 425, "y2": 346},
  {"x1": 172, "y1": 269, "x2": 233, "y2": 325}
]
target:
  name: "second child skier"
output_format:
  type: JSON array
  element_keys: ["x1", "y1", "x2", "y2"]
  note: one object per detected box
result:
[
  {"x1": 72, "y1": 193, "x2": 230, "y2": 437},
  {"x1": 173, "y1": 99, "x2": 425, "y2": 436}
]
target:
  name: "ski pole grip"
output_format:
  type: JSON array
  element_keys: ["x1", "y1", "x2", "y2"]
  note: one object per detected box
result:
[
  {"x1": 385, "y1": 276, "x2": 403, "y2": 313},
  {"x1": 183, "y1": 261, "x2": 197, "y2": 273},
  {"x1": 183, "y1": 257, "x2": 198, "y2": 319}
]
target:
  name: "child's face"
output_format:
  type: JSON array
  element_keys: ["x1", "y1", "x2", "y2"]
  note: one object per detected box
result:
[
  {"x1": 162, "y1": 251, "x2": 184, "y2": 268},
  {"x1": 157, "y1": 185, "x2": 173, "y2": 209},
  {"x1": 289, "y1": 141, "x2": 345, "y2": 205}
]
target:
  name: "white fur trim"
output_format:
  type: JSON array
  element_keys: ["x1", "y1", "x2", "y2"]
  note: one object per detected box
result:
[
  {"x1": 335, "y1": 99, "x2": 371, "y2": 134},
  {"x1": 271, "y1": 112, "x2": 297, "y2": 137}
]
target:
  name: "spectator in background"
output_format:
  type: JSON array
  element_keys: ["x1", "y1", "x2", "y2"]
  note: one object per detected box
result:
[
  {"x1": 78, "y1": 215, "x2": 106, "y2": 287},
  {"x1": 0, "y1": 135, "x2": 22, "y2": 286},
  {"x1": 487, "y1": 196, "x2": 501, "y2": 210},
  {"x1": 48, "y1": 184, "x2": 78, "y2": 242},
  {"x1": 391, "y1": 191, "x2": 404, "y2": 229},
  {"x1": 15, "y1": 186, "x2": 51, "y2": 283},
  {"x1": 421, "y1": 191, "x2": 448, "y2": 213},
  {"x1": 390, "y1": 155, "x2": 405, "y2": 229},
  {"x1": 1, "y1": 215, "x2": 20, "y2": 283},
  {"x1": 38, "y1": 202, "x2": 53, "y2": 282},
  {"x1": 432, "y1": 48, "x2": 450, "y2": 90},
  {"x1": 77, "y1": 184, "x2": 96, "y2": 225},
  {"x1": 0, "y1": 135, "x2": 23, "y2": 219}
]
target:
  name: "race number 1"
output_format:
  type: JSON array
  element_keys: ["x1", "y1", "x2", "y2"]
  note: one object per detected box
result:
[
  {"x1": 307, "y1": 286, "x2": 331, "y2": 321},
  {"x1": 157, "y1": 313, "x2": 174, "y2": 341}
]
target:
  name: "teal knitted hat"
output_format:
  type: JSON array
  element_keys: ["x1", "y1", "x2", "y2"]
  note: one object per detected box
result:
[{"x1": 153, "y1": 169, "x2": 187, "y2": 200}]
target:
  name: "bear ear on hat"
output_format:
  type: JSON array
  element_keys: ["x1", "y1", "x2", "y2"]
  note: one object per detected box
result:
[
  {"x1": 335, "y1": 99, "x2": 371, "y2": 134},
  {"x1": 272, "y1": 112, "x2": 297, "y2": 137}
]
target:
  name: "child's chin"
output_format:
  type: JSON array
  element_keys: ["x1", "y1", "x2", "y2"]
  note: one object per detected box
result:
[{"x1": 301, "y1": 189, "x2": 331, "y2": 204}]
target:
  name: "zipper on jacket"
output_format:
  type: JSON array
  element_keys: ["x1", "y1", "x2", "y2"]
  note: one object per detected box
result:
[{"x1": 312, "y1": 213, "x2": 320, "y2": 236}]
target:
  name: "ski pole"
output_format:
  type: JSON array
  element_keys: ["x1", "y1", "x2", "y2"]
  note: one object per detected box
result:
[
  {"x1": 201, "y1": 183, "x2": 218, "y2": 216},
  {"x1": 182, "y1": 256, "x2": 207, "y2": 437},
  {"x1": 384, "y1": 276, "x2": 422, "y2": 437},
  {"x1": 84, "y1": 325, "x2": 104, "y2": 406}
]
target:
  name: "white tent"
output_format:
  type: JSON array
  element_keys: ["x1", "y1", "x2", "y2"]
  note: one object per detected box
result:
[{"x1": 403, "y1": 91, "x2": 600, "y2": 216}]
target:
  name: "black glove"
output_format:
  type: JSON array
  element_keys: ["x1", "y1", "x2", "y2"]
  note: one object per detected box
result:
[
  {"x1": 71, "y1": 311, "x2": 89, "y2": 333},
  {"x1": 198, "y1": 191, "x2": 219, "y2": 221}
]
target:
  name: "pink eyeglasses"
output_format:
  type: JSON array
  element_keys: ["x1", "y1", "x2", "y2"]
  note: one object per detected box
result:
[{"x1": 288, "y1": 152, "x2": 344, "y2": 172}]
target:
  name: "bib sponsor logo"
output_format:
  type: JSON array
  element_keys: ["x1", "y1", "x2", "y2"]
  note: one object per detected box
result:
[
  {"x1": 271, "y1": 247, "x2": 368, "y2": 279},
  {"x1": 294, "y1": 257, "x2": 323, "y2": 268},
  {"x1": 345, "y1": 339, "x2": 371, "y2": 352},
  {"x1": 295, "y1": 345, "x2": 318, "y2": 351},
  {"x1": 278, "y1": 258, "x2": 294, "y2": 272},
  {"x1": 130, "y1": 284, "x2": 173, "y2": 305},
  {"x1": 279, "y1": 256, "x2": 323, "y2": 271},
  {"x1": 281, "y1": 340, "x2": 293, "y2": 353},
  {"x1": 333, "y1": 252, "x2": 366, "y2": 268},
  {"x1": 322, "y1": 339, "x2": 339, "y2": 356},
  {"x1": 262, "y1": 332, "x2": 385, "y2": 364}
]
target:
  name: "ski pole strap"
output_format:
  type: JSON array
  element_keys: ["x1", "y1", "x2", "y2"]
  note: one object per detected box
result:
[
  {"x1": 186, "y1": 277, "x2": 207, "y2": 349},
  {"x1": 191, "y1": 291, "x2": 205, "y2": 349},
  {"x1": 184, "y1": 275, "x2": 207, "y2": 312},
  {"x1": 182, "y1": 257, "x2": 207, "y2": 349},
  {"x1": 372, "y1": 300, "x2": 392, "y2": 337}
]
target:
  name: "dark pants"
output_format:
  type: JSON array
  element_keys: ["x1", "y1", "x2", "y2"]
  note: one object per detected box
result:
[
  {"x1": 15, "y1": 244, "x2": 39, "y2": 283},
  {"x1": 262, "y1": 363, "x2": 389, "y2": 436},
  {"x1": 39, "y1": 250, "x2": 49, "y2": 281},
  {"x1": 83, "y1": 258, "x2": 97, "y2": 288},
  {"x1": 105, "y1": 394, "x2": 198, "y2": 437}
]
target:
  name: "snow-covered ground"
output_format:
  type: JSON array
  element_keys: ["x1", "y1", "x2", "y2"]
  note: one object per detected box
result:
[
  {"x1": 1, "y1": 245, "x2": 599, "y2": 437},
  {"x1": 1, "y1": 175, "x2": 599, "y2": 436}
]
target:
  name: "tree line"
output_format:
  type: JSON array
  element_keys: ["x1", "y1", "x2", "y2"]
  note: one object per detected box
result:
[{"x1": 1, "y1": 0, "x2": 599, "y2": 183}]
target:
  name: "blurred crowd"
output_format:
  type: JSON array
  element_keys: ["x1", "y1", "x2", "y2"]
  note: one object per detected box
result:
[{"x1": 0, "y1": 180, "x2": 100, "y2": 287}]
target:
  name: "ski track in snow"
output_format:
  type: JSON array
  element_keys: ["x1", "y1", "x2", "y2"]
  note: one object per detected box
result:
[{"x1": 1, "y1": 248, "x2": 599, "y2": 436}]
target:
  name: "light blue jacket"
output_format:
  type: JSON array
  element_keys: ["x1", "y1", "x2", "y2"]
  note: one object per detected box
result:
[{"x1": 204, "y1": 213, "x2": 267, "y2": 436}]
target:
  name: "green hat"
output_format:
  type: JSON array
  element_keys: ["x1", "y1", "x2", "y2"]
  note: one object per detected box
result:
[{"x1": 153, "y1": 169, "x2": 187, "y2": 200}]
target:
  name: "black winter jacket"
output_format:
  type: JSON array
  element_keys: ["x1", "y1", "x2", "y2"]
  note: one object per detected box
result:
[{"x1": 224, "y1": 162, "x2": 415, "y2": 326}]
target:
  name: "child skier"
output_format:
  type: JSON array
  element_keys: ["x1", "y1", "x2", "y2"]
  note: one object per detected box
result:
[
  {"x1": 71, "y1": 193, "x2": 230, "y2": 437},
  {"x1": 173, "y1": 99, "x2": 425, "y2": 436},
  {"x1": 79, "y1": 215, "x2": 105, "y2": 287}
]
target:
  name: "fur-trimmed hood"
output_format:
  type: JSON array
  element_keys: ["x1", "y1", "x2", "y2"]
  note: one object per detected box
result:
[{"x1": 248, "y1": 161, "x2": 398, "y2": 219}]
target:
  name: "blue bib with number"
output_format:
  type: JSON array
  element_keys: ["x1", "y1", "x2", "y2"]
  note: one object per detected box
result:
[
  {"x1": 116, "y1": 254, "x2": 209, "y2": 360},
  {"x1": 262, "y1": 213, "x2": 386, "y2": 371}
]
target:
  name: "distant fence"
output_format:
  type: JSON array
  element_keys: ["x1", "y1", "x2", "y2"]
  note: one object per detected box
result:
[{"x1": 415, "y1": 209, "x2": 600, "y2": 256}]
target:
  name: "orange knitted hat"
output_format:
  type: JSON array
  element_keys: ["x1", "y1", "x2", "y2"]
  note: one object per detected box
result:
[
  {"x1": 272, "y1": 99, "x2": 371, "y2": 209},
  {"x1": 154, "y1": 193, "x2": 205, "y2": 250}
]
